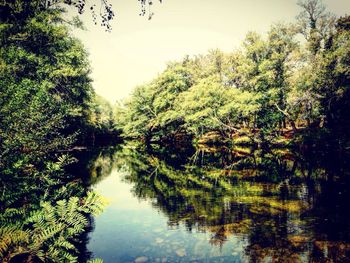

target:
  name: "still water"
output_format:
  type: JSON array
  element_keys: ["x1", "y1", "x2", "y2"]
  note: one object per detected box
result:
[{"x1": 76, "y1": 142, "x2": 350, "y2": 262}]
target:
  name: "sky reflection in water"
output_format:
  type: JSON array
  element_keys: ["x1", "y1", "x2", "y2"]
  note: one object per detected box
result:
[{"x1": 83, "y1": 143, "x2": 350, "y2": 263}]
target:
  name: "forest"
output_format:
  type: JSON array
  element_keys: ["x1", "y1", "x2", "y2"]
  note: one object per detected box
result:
[
  {"x1": 117, "y1": 5, "x2": 350, "y2": 149},
  {"x1": 0, "y1": 0, "x2": 349, "y2": 262}
]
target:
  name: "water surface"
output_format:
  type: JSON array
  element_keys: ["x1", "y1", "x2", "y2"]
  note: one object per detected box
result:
[{"x1": 80, "y1": 143, "x2": 350, "y2": 262}]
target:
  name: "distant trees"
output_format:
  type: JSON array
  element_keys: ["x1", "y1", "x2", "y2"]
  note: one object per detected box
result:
[
  {"x1": 296, "y1": 0, "x2": 336, "y2": 54},
  {"x1": 119, "y1": 0, "x2": 350, "y2": 145}
]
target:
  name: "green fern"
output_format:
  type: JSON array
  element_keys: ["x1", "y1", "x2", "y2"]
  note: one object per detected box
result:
[
  {"x1": 0, "y1": 191, "x2": 106, "y2": 262},
  {"x1": 0, "y1": 226, "x2": 30, "y2": 259}
]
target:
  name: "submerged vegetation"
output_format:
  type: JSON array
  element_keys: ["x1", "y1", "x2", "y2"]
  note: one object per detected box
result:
[{"x1": 72, "y1": 142, "x2": 350, "y2": 262}]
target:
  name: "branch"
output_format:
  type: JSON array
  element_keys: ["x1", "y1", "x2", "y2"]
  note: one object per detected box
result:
[
  {"x1": 211, "y1": 112, "x2": 240, "y2": 132},
  {"x1": 274, "y1": 103, "x2": 291, "y2": 118}
]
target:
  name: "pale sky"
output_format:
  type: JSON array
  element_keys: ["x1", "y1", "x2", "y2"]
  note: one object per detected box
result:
[{"x1": 72, "y1": 0, "x2": 350, "y2": 103}]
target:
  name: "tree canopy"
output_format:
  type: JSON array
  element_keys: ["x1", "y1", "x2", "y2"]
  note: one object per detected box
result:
[{"x1": 118, "y1": 1, "x2": 350, "y2": 148}]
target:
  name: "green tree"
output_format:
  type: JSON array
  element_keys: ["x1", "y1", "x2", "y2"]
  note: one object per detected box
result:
[
  {"x1": 0, "y1": 0, "x2": 101, "y2": 176},
  {"x1": 122, "y1": 65, "x2": 193, "y2": 141}
]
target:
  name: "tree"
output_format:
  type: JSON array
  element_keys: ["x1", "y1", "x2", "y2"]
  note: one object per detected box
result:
[
  {"x1": 297, "y1": 0, "x2": 336, "y2": 54},
  {"x1": 296, "y1": 1, "x2": 350, "y2": 128},
  {"x1": 0, "y1": 0, "x2": 107, "y2": 177},
  {"x1": 0, "y1": 0, "x2": 162, "y2": 32},
  {"x1": 121, "y1": 65, "x2": 193, "y2": 141},
  {"x1": 177, "y1": 76, "x2": 259, "y2": 137},
  {"x1": 265, "y1": 24, "x2": 299, "y2": 129}
]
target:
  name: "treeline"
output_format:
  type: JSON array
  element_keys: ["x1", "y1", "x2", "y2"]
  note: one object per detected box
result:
[
  {"x1": 118, "y1": 0, "x2": 350, "y2": 147},
  {"x1": 0, "y1": 1, "x2": 119, "y2": 178}
]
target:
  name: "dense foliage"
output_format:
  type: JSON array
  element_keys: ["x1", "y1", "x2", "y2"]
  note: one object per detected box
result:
[
  {"x1": 0, "y1": 1, "x2": 113, "y2": 262},
  {"x1": 119, "y1": 1, "x2": 350, "y2": 148},
  {"x1": 0, "y1": 0, "x2": 163, "y2": 32},
  {"x1": 0, "y1": 0, "x2": 119, "y2": 178},
  {"x1": 0, "y1": 0, "x2": 349, "y2": 261}
]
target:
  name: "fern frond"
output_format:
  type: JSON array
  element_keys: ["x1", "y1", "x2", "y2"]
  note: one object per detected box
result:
[
  {"x1": 0, "y1": 226, "x2": 29, "y2": 258},
  {"x1": 32, "y1": 223, "x2": 64, "y2": 245},
  {"x1": 88, "y1": 259, "x2": 104, "y2": 263}
]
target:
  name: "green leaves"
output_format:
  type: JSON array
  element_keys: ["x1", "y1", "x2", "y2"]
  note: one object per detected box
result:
[
  {"x1": 120, "y1": 65, "x2": 193, "y2": 140},
  {"x1": 0, "y1": 0, "x2": 109, "y2": 179},
  {"x1": 120, "y1": 6, "x2": 350, "y2": 142},
  {"x1": 0, "y1": 8, "x2": 109, "y2": 262},
  {"x1": 0, "y1": 192, "x2": 106, "y2": 262}
]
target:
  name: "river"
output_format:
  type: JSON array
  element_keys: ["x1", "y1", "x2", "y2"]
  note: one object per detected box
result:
[{"x1": 72, "y1": 142, "x2": 350, "y2": 262}]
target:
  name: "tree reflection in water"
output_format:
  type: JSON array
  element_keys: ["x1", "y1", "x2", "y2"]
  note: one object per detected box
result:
[
  {"x1": 2, "y1": 142, "x2": 349, "y2": 262},
  {"x1": 84, "y1": 142, "x2": 350, "y2": 262}
]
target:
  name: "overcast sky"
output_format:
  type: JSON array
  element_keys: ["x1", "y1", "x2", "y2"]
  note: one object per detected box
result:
[{"x1": 72, "y1": 0, "x2": 350, "y2": 103}]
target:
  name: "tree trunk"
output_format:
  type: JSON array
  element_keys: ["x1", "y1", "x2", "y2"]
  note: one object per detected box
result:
[
  {"x1": 283, "y1": 118, "x2": 287, "y2": 129},
  {"x1": 290, "y1": 120, "x2": 298, "y2": 133}
]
